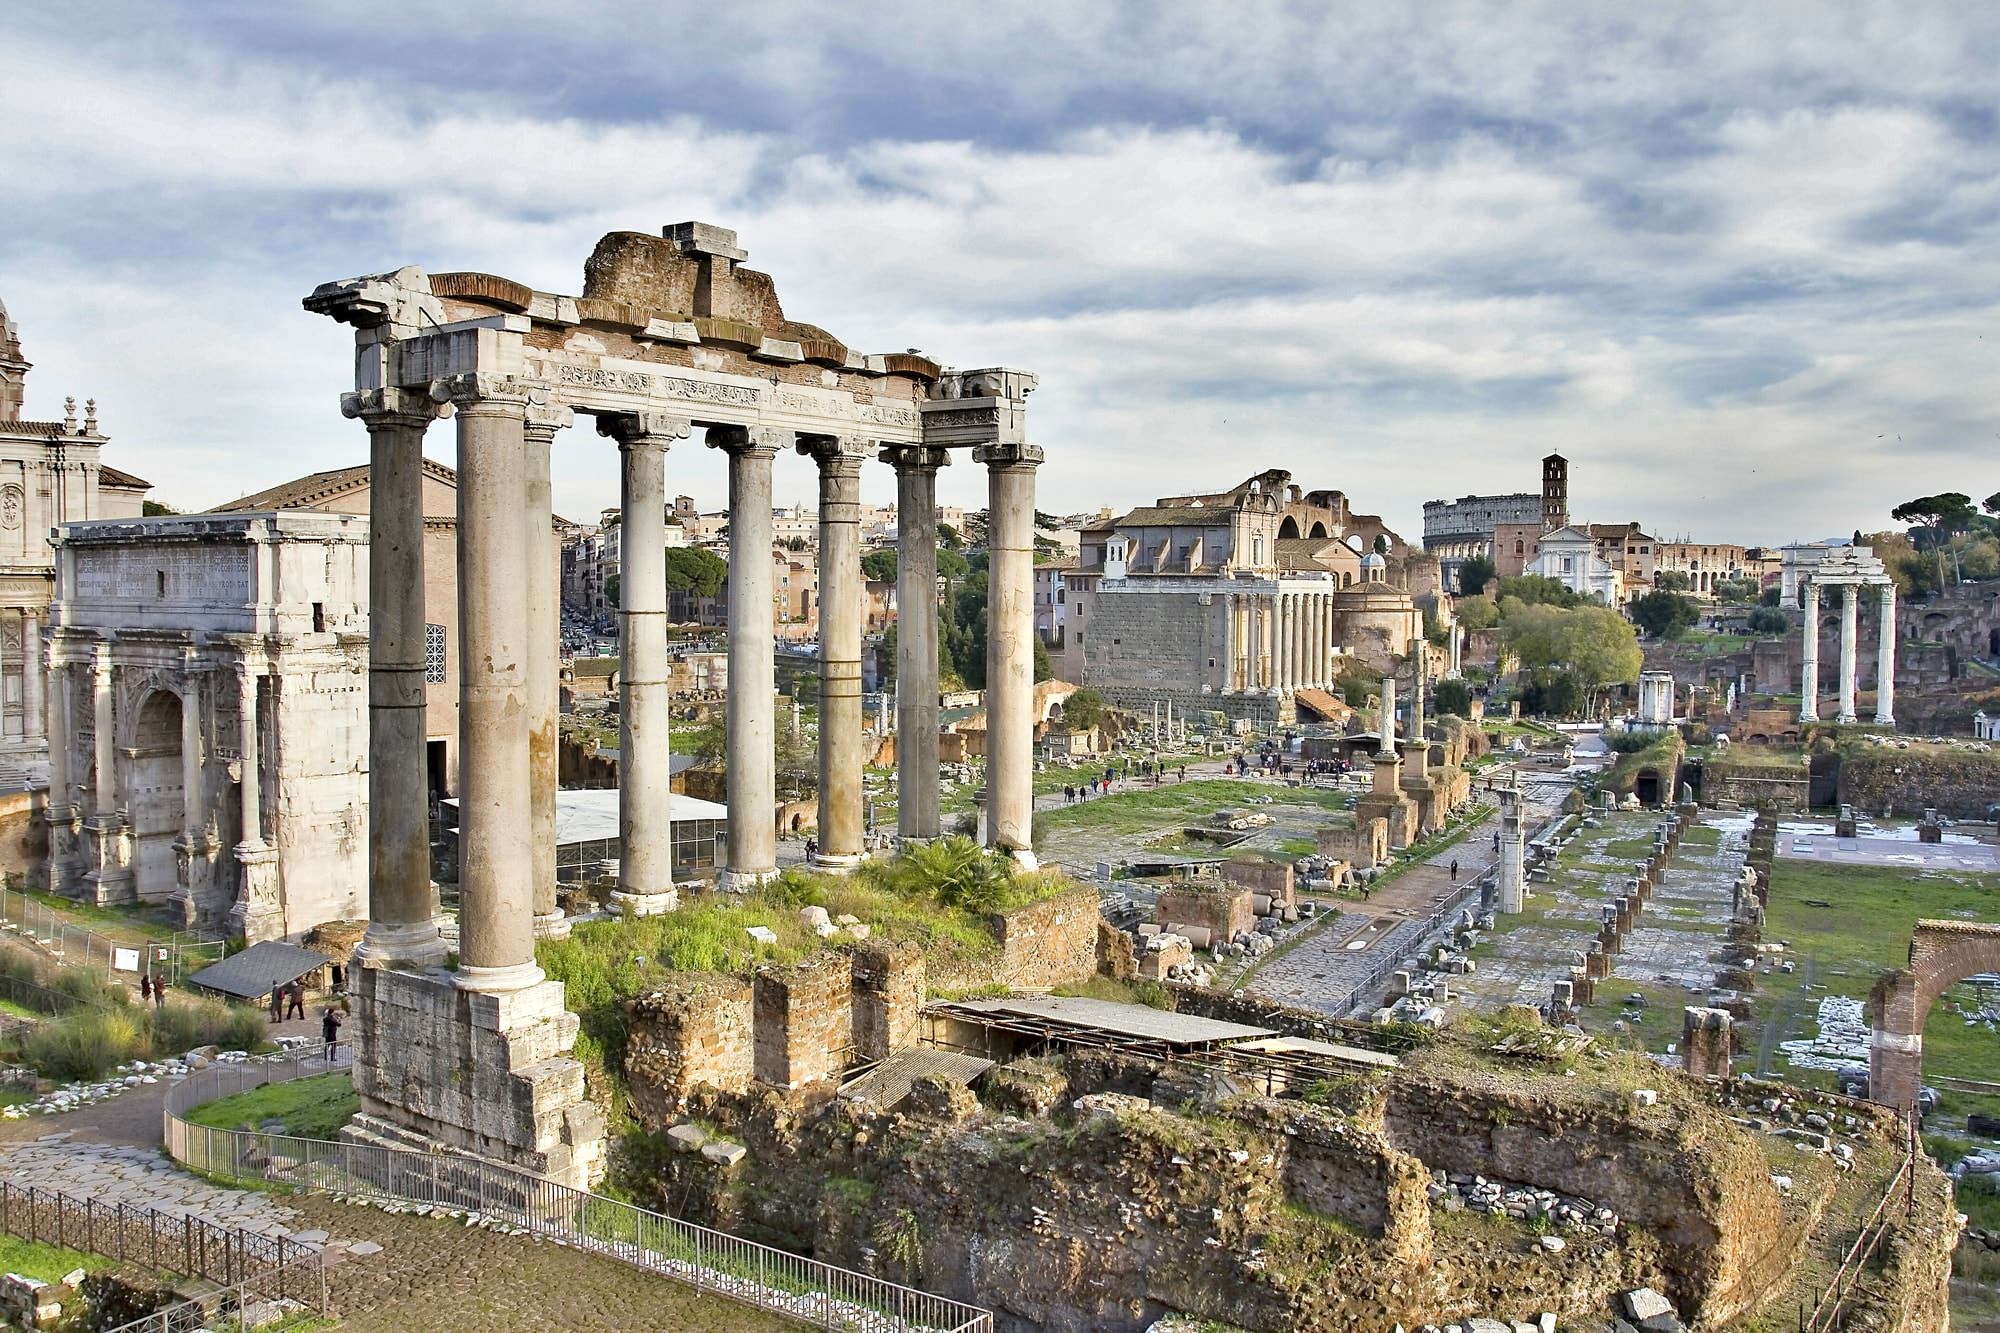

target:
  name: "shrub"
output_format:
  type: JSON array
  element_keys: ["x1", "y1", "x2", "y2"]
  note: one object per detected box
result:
[
  {"x1": 52, "y1": 969, "x2": 123, "y2": 1009},
  {"x1": 21, "y1": 1007, "x2": 147, "y2": 1082}
]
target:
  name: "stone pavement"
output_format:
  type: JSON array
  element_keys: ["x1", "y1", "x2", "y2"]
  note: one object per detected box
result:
[
  {"x1": 1, "y1": 1132, "x2": 303, "y2": 1237},
  {"x1": 1245, "y1": 767, "x2": 1563, "y2": 1015}
]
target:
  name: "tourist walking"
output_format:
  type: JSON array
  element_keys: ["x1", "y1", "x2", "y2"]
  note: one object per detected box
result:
[
  {"x1": 268, "y1": 982, "x2": 284, "y2": 1023},
  {"x1": 1448, "y1": 859, "x2": 1459, "y2": 882},
  {"x1": 140, "y1": 973, "x2": 152, "y2": 1003},
  {"x1": 322, "y1": 1007, "x2": 343, "y2": 1064},
  {"x1": 285, "y1": 980, "x2": 306, "y2": 1021},
  {"x1": 152, "y1": 977, "x2": 168, "y2": 1009}
]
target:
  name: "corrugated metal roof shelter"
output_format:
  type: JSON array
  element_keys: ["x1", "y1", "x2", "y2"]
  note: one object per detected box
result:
[
  {"x1": 186, "y1": 940, "x2": 330, "y2": 1000},
  {"x1": 944, "y1": 996, "x2": 1274, "y2": 1047},
  {"x1": 839, "y1": 1048, "x2": 995, "y2": 1109}
]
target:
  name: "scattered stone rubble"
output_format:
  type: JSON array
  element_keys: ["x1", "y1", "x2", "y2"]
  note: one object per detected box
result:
[
  {"x1": 1427, "y1": 1172, "x2": 1619, "y2": 1236},
  {"x1": 0, "y1": 1037, "x2": 314, "y2": 1119},
  {"x1": 1776, "y1": 995, "x2": 1869, "y2": 1074}
]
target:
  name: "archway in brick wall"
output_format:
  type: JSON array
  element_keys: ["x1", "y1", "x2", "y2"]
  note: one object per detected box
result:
[{"x1": 1869, "y1": 920, "x2": 2000, "y2": 1114}]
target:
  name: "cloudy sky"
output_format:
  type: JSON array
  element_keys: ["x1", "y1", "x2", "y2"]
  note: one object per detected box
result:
[{"x1": 3, "y1": 2, "x2": 1996, "y2": 543}]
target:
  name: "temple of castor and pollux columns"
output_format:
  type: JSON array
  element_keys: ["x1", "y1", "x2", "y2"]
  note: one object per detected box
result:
[{"x1": 304, "y1": 222, "x2": 1041, "y2": 1184}]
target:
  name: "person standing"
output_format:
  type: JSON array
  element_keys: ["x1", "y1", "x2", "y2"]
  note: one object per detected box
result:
[
  {"x1": 285, "y1": 980, "x2": 305, "y2": 1021},
  {"x1": 140, "y1": 973, "x2": 152, "y2": 1003},
  {"x1": 152, "y1": 977, "x2": 168, "y2": 1009},
  {"x1": 321, "y1": 1007, "x2": 343, "y2": 1064},
  {"x1": 268, "y1": 982, "x2": 284, "y2": 1024}
]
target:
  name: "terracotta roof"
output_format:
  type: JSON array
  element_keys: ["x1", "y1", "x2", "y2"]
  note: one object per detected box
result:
[
  {"x1": 98, "y1": 464, "x2": 152, "y2": 490},
  {"x1": 1116, "y1": 505, "x2": 1231, "y2": 527},
  {"x1": 212, "y1": 459, "x2": 459, "y2": 513},
  {"x1": 1, "y1": 421, "x2": 69, "y2": 440}
]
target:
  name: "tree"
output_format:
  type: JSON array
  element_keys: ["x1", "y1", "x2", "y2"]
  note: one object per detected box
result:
[
  {"x1": 1456, "y1": 554, "x2": 1496, "y2": 596},
  {"x1": 937, "y1": 548, "x2": 971, "y2": 584},
  {"x1": 938, "y1": 522, "x2": 962, "y2": 551},
  {"x1": 1746, "y1": 606, "x2": 1789, "y2": 634},
  {"x1": 1758, "y1": 586, "x2": 1781, "y2": 607},
  {"x1": 1433, "y1": 679, "x2": 1472, "y2": 717},
  {"x1": 1654, "y1": 570, "x2": 1693, "y2": 592},
  {"x1": 1892, "y1": 493, "x2": 1976, "y2": 589},
  {"x1": 603, "y1": 573, "x2": 620, "y2": 608},
  {"x1": 1059, "y1": 687, "x2": 1105, "y2": 732},
  {"x1": 665, "y1": 547, "x2": 727, "y2": 597},
  {"x1": 1630, "y1": 590, "x2": 1699, "y2": 639},
  {"x1": 1033, "y1": 636, "x2": 1053, "y2": 683},
  {"x1": 1497, "y1": 575, "x2": 1581, "y2": 609},
  {"x1": 861, "y1": 549, "x2": 899, "y2": 583},
  {"x1": 1454, "y1": 596, "x2": 1500, "y2": 631},
  {"x1": 1503, "y1": 603, "x2": 1640, "y2": 714},
  {"x1": 142, "y1": 500, "x2": 180, "y2": 517},
  {"x1": 1713, "y1": 577, "x2": 1758, "y2": 604}
]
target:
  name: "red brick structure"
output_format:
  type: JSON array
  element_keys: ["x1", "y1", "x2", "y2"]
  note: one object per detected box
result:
[{"x1": 1869, "y1": 919, "x2": 2000, "y2": 1113}]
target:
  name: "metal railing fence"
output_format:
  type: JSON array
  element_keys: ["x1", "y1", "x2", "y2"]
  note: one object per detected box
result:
[
  {"x1": 163, "y1": 1050, "x2": 992, "y2": 1333},
  {"x1": 0, "y1": 884, "x2": 224, "y2": 983},
  {"x1": 0, "y1": 1180, "x2": 327, "y2": 1316},
  {"x1": 98, "y1": 1265, "x2": 323, "y2": 1333}
]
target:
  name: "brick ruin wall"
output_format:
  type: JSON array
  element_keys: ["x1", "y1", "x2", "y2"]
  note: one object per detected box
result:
[
  {"x1": 1155, "y1": 884, "x2": 1254, "y2": 942},
  {"x1": 625, "y1": 895, "x2": 1099, "y2": 1123},
  {"x1": 1839, "y1": 747, "x2": 2000, "y2": 819},
  {"x1": 1380, "y1": 1077, "x2": 1793, "y2": 1326}
]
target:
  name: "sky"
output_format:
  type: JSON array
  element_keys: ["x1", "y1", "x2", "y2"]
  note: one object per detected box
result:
[{"x1": 2, "y1": 2, "x2": 1996, "y2": 544}]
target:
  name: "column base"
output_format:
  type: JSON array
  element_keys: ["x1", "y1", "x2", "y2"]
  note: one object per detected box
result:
[
  {"x1": 1002, "y1": 847, "x2": 1040, "y2": 871},
  {"x1": 810, "y1": 853, "x2": 863, "y2": 874},
  {"x1": 533, "y1": 910, "x2": 574, "y2": 939},
  {"x1": 716, "y1": 867, "x2": 777, "y2": 894},
  {"x1": 609, "y1": 889, "x2": 678, "y2": 917},
  {"x1": 454, "y1": 960, "x2": 549, "y2": 993},
  {"x1": 353, "y1": 919, "x2": 450, "y2": 970},
  {"x1": 1835, "y1": 712, "x2": 1858, "y2": 725},
  {"x1": 1873, "y1": 713, "x2": 1894, "y2": 727}
]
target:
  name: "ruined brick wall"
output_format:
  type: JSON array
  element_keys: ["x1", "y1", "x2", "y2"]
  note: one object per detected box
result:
[
  {"x1": 1700, "y1": 759, "x2": 1809, "y2": 811},
  {"x1": 1156, "y1": 884, "x2": 1255, "y2": 942},
  {"x1": 1250, "y1": 1102, "x2": 1432, "y2": 1259},
  {"x1": 1382, "y1": 1077, "x2": 1791, "y2": 1326},
  {"x1": 935, "y1": 883, "x2": 1103, "y2": 992},
  {"x1": 625, "y1": 975, "x2": 754, "y2": 1125},
  {"x1": 1219, "y1": 856, "x2": 1295, "y2": 908},
  {"x1": 1838, "y1": 747, "x2": 2000, "y2": 818},
  {"x1": 753, "y1": 952, "x2": 853, "y2": 1093},
  {"x1": 850, "y1": 939, "x2": 924, "y2": 1061}
]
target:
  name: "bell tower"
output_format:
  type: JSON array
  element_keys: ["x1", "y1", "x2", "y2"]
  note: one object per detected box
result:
[
  {"x1": 0, "y1": 297, "x2": 29, "y2": 424},
  {"x1": 1541, "y1": 452, "x2": 1568, "y2": 532}
]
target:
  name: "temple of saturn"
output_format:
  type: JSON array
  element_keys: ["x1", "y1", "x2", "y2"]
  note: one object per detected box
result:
[
  {"x1": 304, "y1": 223, "x2": 1039, "y2": 1184},
  {"x1": 1796, "y1": 545, "x2": 1895, "y2": 727}
]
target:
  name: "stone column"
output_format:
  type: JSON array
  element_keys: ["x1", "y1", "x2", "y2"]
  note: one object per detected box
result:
[
  {"x1": 21, "y1": 613, "x2": 42, "y2": 743},
  {"x1": 172, "y1": 670, "x2": 203, "y2": 925},
  {"x1": 92, "y1": 647, "x2": 115, "y2": 818},
  {"x1": 1213, "y1": 596, "x2": 1232, "y2": 693},
  {"x1": 802, "y1": 436, "x2": 866, "y2": 870},
  {"x1": 447, "y1": 378, "x2": 542, "y2": 992},
  {"x1": 45, "y1": 655, "x2": 70, "y2": 812},
  {"x1": 1230, "y1": 594, "x2": 1248, "y2": 692},
  {"x1": 978, "y1": 442, "x2": 1043, "y2": 863},
  {"x1": 1874, "y1": 583, "x2": 1897, "y2": 726},
  {"x1": 524, "y1": 405, "x2": 571, "y2": 938},
  {"x1": 1259, "y1": 594, "x2": 1276, "y2": 693},
  {"x1": 1284, "y1": 593, "x2": 1300, "y2": 693},
  {"x1": 1310, "y1": 593, "x2": 1326, "y2": 688},
  {"x1": 1498, "y1": 779, "x2": 1525, "y2": 913},
  {"x1": 711, "y1": 426, "x2": 782, "y2": 888},
  {"x1": 1378, "y1": 674, "x2": 1396, "y2": 753},
  {"x1": 231, "y1": 660, "x2": 280, "y2": 940},
  {"x1": 884, "y1": 445, "x2": 947, "y2": 840},
  {"x1": 1798, "y1": 581, "x2": 1821, "y2": 723},
  {"x1": 599, "y1": 413, "x2": 689, "y2": 917},
  {"x1": 346, "y1": 388, "x2": 447, "y2": 967},
  {"x1": 1837, "y1": 583, "x2": 1859, "y2": 724}
]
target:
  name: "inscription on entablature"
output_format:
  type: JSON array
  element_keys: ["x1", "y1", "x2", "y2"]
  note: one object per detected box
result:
[
  {"x1": 558, "y1": 365, "x2": 653, "y2": 393},
  {"x1": 657, "y1": 376, "x2": 761, "y2": 407},
  {"x1": 923, "y1": 406, "x2": 1000, "y2": 429}
]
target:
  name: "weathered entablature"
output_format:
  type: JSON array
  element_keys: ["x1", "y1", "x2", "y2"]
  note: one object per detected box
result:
[{"x1": 306, "y1": 222, "x2": 1041, "y2": 1188}]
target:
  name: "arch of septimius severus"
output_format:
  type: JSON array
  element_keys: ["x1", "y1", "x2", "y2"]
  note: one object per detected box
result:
[{"x1": 305, "y1": 223, "x2": 1038, "y2": 1182}]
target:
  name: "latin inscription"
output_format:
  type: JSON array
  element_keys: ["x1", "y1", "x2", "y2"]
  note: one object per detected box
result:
[
  {"x1": 923, "y1": 406, "x2": 1000, "y2": 429},
  {"x1": 558, "y1": 364, "x2": 653, "y2": 392}
]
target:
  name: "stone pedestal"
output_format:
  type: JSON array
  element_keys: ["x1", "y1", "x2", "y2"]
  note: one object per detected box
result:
[
  {"x1": 229, "y1": 842, "x2": 280, "y2": 942},
  {"x1": 1497, "y1": 782, "x2": 1525, "y2": 914},
  {"x1": 346, "y1": 965, "x2": 604, "y2": 1190},
  {"x1": 81, "y1": 816, "x2": 133, "y2": 906},
  {"x1": 1355, "y1": 756, "x2": 1418, "y2": 850}
]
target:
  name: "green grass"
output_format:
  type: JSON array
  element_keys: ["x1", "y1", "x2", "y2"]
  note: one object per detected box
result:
[
  {"x1": 5, "y1": 994, "x2": 266, "y2": 1082},
  {"x1": 0, "y1": 1231, "x2": 112, "y2": 1282},
  {"x1": 1034, "y1": 779, "x2": 1348, "y2": 838},
  {"x1": 8, "y1": 884, "x2": 178, "y2": 941},
  {"x1": 184, "y1": 1071, "x2": 360, "y2": 1139}
]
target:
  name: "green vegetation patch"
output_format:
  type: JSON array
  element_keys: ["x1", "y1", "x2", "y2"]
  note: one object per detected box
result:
[
  {"x1": 3, "y1": 992, "x2": 265, "y2": 1083},
  {"x1": 1034, "y1": 780, "x2": 1348, "y2": 838},
  {"x1": 0, "y1": 1232, "x2": 113, "y2": 1283},
  {"x1": 184, "y1": 1071, "x2": 360, "y2": 1139}
]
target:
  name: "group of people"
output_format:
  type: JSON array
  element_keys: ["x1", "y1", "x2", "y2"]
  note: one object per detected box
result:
[{"x1": 137, "y1": 972, "x2": 169, "y2": 1007}]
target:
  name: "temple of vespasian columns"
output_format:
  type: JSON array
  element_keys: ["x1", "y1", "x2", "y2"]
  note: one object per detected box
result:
[{"x1": 304, "y1": 223, "x2": 1039, "y2": 1184}]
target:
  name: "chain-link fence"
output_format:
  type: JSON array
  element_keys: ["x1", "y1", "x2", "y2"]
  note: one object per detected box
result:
[
  {"x1": 164, "y1": 1049, "x2": 992, "y2": 1333},
  {"x1": 0, "y1": 885, "x2": 223, "y2": 983}
]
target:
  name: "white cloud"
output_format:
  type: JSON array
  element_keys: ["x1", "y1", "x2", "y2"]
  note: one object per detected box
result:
[{"x1": 0, "y1": 4, "x2": 1996, "y2": 539}]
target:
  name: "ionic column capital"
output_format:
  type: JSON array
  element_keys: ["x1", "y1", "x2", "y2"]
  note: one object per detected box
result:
[
  {"x1": 596, "y1": 411, "x2": 692, "y2": 450},
  {"x1": 972, "y1": 442, "x2": 1045, "y2": 469},
  {"x1": 705, "y1": 424, "x2": 784, "y2": 458},
  {"x1": 797, "y1": 434, "x2": 868, "y2": 473},
  {"x1": 880, "y1": 443, "x2": 951, "y2": 474},
  {"x1": 341, "y1": 387, "x2": 440, "y2": 429},
  {"x1": 429, "y1": 373, "x2": 537, "y2": 413},
  {"x1": 523, "y1": 402, "x2": 575, "y2": 439}
]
